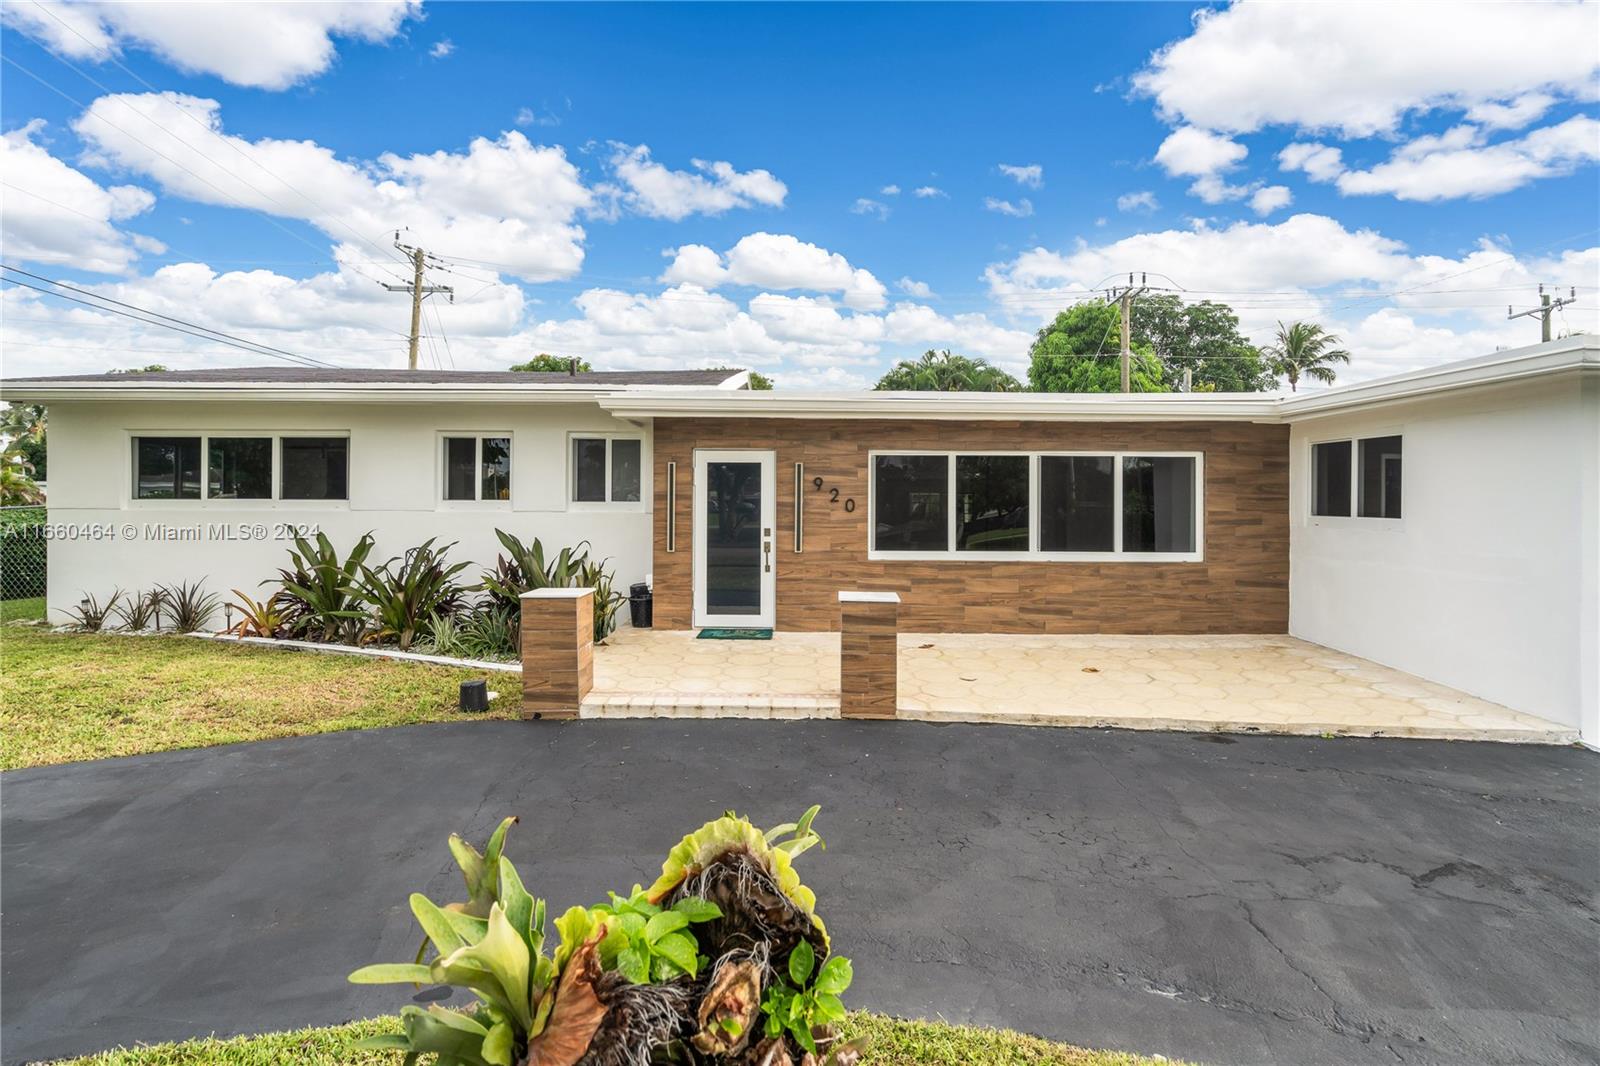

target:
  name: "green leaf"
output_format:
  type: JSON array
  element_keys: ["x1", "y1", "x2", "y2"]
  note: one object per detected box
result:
[
  {"x1": 652, "y1": 955, "x2": 686, "y2": 982},
  {"x1": 616, "y1": 945, "x2": 650, "y2": 985},
  {"x1": 815, "y1": 955, "x2": 853, "y2": 995},
  {"x1": 813, "y1": 991, "x2": 847, "y2": 1023},
  {"x1": 553, "y1": 906, "x2": 596, "y2": 972},
  {"x1": 719, "y1": 1017, "x2": 744, "y2": 1037},
  {"x1": 353, "y1": 1034, "x2": 413, "y2": 1051},
  {"x1": 431, "y1": 903, "x2": 532, "y2": 1032},
  {"x1": 765, "y1": 1013, "x2": 784, "y2": 1038},
  {"x1": 789, "y1": 1018, "x2": 819, "y2": 1055},
  {"x1": 399, "y1": 1004, "x2": 491, "y2": 1061},
  {"x1": 496, "y1": 859, "x2": 535, "y2": 953},
  {"x1": 671, "y1": 896, "x2": 723, "y2": 923},
  {"x1": 653, "y1": 930, "x2": 700, "y2": 976},
  {"x1": 644, "y1": 910, "x2": 689, "y2": 943},
  {"x1": 616, "y1": 912, "x2": 647, "y2": 938},
  {"x1": 788, "y1": 940, "x2": 815, "y2": 986},
  {"x1": 348, "y1": 963, "x2": 436, "y2": 985},
  {"x1": 410, "y1": 894, "x2": 468, "y2": 957},
  {"x1": 481, "y1": 1020, "x2": 514, "y2": 1066}
]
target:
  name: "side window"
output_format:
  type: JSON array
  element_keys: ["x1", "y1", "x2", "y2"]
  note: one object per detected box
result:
[
  {"x1": 443, "y1": 436, "x2": 511, "y2": 503},
  {"x1": 1358, "y1": 436, "x2": 1402, "y2": 519},
  {"x1": 571, "y1": 437, "x2": 643, "y2": 503},
  {"x1": 1311, "y1": 440, "x2": 1352, "y2": 516},
  {"x1": 280, "y1": 438, "x2": 348, "y2": 500},
  {"x1": 1312, "y1": 436, "x2": 1402, "y2": 520}
]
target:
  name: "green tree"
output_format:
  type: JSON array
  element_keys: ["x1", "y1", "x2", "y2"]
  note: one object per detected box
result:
[
  {"x1": 1026, "y1": 301, "x2": 1167, "y2": 393},
  {"x1": 109, "y1": 364, "x2": 169, "y2": 374},
  {"x1": 875, "y1": 349, "x2": 1021, "y2": 391},
  {"x1": 0, "y1": 447, "x2": 44, "y2": 504},
  {"x1": 0, "y1": 403, "x2": 46, "y2": 480},
  {"x1": 1131, "y1": 294, "x2": 1274, "y2": 392},
  {"x1": 1263, "y1": 320, "x2": 1351, "y2": 391},
  {"x1": 746, "y1": 370, "x2": 774, "y2": 390},
  {"x1": 509, "y1": 353, "x2": 592, "y2": 373}
]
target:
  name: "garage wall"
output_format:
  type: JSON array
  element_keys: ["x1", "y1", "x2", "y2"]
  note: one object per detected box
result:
[
  {"x1": 1288, "y1": 375, "x2": 1600, "y2": 741},
  {"x1": 42, "y1": 399, "x2": 654, "y2": 620}
]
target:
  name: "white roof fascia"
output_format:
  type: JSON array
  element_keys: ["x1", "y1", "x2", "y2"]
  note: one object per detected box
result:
[{"x1": 595, "y1": 391, "x2": 1282, "y2": 422}]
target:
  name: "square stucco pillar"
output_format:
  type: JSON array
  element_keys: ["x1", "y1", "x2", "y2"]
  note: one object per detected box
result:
[
  {"x1": 520, "y1": 588, "x2": 594, "y2": 720},
  {"x1": 839, "y1": 591, "x2": 899, "y2": 720}
]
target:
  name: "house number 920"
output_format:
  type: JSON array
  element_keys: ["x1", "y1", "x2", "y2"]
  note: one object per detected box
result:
[{"x1": 811, "y1": 476, "x2": 855, "y2": 512}]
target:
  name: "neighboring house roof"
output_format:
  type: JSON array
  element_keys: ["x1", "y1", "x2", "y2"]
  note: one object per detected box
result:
[{"x1": 3, "y1": 338, "x2": 1593, "y2": 419}]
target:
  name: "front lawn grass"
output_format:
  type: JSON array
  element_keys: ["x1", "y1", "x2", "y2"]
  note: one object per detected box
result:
[
  {"x1": 53, "y1": 1014, "x2": 1189, "y2": 1065},
  {"x1": 1, "y1": 595, "x2": 45, "y2": 622},
  {"x1": 0, "y1": 627, "x2": 518, "y2": 770}
]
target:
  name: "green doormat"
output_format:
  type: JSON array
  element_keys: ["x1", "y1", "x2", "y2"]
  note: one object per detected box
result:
[{"x1": 696, "y1": 628, "x2": 774, "y2": 640}]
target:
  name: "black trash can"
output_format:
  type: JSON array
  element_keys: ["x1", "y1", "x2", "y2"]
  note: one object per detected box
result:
[{"x1": 628, "y1": 582, "x2": 653, "y2": 628}]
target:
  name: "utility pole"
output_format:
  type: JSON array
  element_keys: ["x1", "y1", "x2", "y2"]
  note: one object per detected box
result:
[
  {"x1": 1108, "y1": 272, "x2": 1150, "y2": 392},
  {"x1": 382, "y1": 235, "x2": 453, "y2": 370},
  {"x1": 1507, "y1": 284, "x2": 1577, "y2": 344}
]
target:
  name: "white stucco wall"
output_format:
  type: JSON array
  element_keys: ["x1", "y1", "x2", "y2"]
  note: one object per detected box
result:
[
  {"x1": 42, "y1": 398, "x2": 655, "y2": 621},
  {"x1": 1289, "y1": 374, "x2": 1600, "y2": 742}
]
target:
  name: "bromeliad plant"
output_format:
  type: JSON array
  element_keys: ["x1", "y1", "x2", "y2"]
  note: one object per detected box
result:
[
  {"x1": 156, "y1": 580, "x2": 219, "y2": 633},
  {"x1": 273, "y1": 531, "x2": 374, "y2": 643},
  {"x1": 351, "y1": 806, "x2": 861, "y2": 1066},
  {"x1": 225, "y1": 589, "x2": 290, "y2": 638},
  {"x1": 355, "y1": 538, "x2": 470, "y2": 650},
  {"x1": 479, "y1": 530, "x2": 589, "y2": 612}
]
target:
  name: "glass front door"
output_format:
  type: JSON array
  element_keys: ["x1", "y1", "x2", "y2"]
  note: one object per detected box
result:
[{"x1": 693, "y1": 450, "x2": 776, "y2": 628}]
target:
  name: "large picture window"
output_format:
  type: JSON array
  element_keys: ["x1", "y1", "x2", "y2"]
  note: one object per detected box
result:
[
  {"x1": 870, "y1": 450, "x2": 1202, "y2": 561},
  {"x1": 1311, "y1": 435, "x2": 1402, "y2": 520},
  {"x1": 571, "y1": 436, "x2": 643, "y2": 504},
  {"x1": 134, "y1": 433, "x2": 349, "y2": 503},
  {"x1": 443, "y1": 435, "x2": 512, "y2": 503}
]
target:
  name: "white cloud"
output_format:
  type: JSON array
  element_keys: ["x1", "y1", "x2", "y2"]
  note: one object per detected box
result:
[
  {"x1": 515, "y1": 105, "x2": 562, "y2": 128},
  {"x1": 850, "y1": 197, "x2": 891, "y2": 221},
  {"x1": 897, "y1": 277, "x2": 934, "y2": 299},
  {"x1": 1134, "y1": 2, "x2": 1600, "y2": 138},
  {"x1": 1277, "y1": 142, "x2": 1346, "y2": 183},
  {"x1": 982, "y1": 214, "x2": 1599, "y2": 381},
  {"x1": 429, "y1": 39, "x2": 454, "y2": 59},
  {"x1": 71, "y1": 92, "x2": 593, "y2": 283},
  {"x1": 605, "y1": 144, "x2": 787, "y2": 221},
  {"x1": 1154, "y1": 126, "x2": 1247, "y2": 178},
  {"x1": 0, "y1": 120, "x2": 161, "y2": 274},
  {"x1": 1334, "y1": 116, "x2": 1600, "y2": 201},
  {"x1": 2, "y1": 1, "x2": 420, "y2": 90},
  {"x1": 1116, "y1": 190, "x2": 1159, "y2": 213},
  {"x1": 882, "y1": 302, "x2": 1034, "y2": 372},
  {"x1": 912, "y1": 186, "x2": 946, "y2": 198},
  {"x1": 660, "y1": 233, "x2": 888, "y2": 311},
  {"x1": 984, "y1": 197, "x2": 1034, "y2": 218},
  {"x1": 1465, "y1": 92, "x2": 1557, "y2": 130},
  {"x1": 881, "y1": 184, "x2": 901, "y2": 196},
  {"x1": 1249, "y1": 185, "x2": 1292, "y2": 216},
  {"x1": 998, "y1": 163, "x2": 1043, "y2": 188}
]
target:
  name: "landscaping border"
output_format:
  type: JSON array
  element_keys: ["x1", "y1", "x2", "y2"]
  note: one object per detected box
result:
[{"x1": 186, "y1": 631, "x2": 521, "y2": 673}]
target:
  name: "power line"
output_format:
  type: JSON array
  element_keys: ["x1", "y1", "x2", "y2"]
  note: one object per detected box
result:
[
  {"x1": 0, "y1": 55, "x2": 406, "y2": 293},
  {"x1": 1, "y1": 265, "x2": 337, "y2": 367},
  {"x1": 22, "y1": 1, "x2": 418, "y2": 280}
]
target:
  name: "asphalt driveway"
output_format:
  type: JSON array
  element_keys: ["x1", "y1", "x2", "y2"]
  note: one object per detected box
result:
[{"x1": 2, "y1": 721, "x2": 1595, "y2": 1065}]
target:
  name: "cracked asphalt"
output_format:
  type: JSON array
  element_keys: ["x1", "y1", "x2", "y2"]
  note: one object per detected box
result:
[{"x1": 3, "y1": 720, "x2": 1595, "y2": 1065}]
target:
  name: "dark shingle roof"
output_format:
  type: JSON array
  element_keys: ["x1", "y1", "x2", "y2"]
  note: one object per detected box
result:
[{"x1": 3, "y1": 366, "x2": 746, "y2": 387}]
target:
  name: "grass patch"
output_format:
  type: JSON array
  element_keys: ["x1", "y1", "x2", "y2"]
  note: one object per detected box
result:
[
  {"x1": 0, "y1": 627, "x2": 518, "y2": 770},
  {"x1": 1, "y1": 595, "x2": 45, "y2": 622},
  {"x1": 51, "y1": 1013, "x2": 1188, "y2": 1065}
]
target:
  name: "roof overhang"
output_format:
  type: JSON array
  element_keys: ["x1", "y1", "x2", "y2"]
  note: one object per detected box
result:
[
  {"x1": 0, "y1": 381, "x2": 729, "y2": 404},
  {"x1": 597, "y1": 390, "x2": 1284, "y2": 422}
]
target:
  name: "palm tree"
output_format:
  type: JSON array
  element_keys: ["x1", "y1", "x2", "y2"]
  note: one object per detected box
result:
[
  {"x1": 0, "y1": 448, "x2": 44, "y2": 505},
  {"x1": 1263, "y1": 321, "x2": 1351, "y2": 392},
  {"x1": 875, "y1": 349, "x2": 1021, "y2": 392}
]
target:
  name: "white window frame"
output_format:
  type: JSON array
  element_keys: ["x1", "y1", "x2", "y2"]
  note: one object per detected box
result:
[
  {"x1": 1307, "y1": 431, "x2": 1405, "y2": 527},
  {"x1": 568, "y1": 432, "x2": 646, "y2": 511},
  {"x1": 439, "y1": 432, "x2": 513, "y2": 508},
  {"x1": 866, "y1": 449, "x2": 1205, "y2": 563},
  {"x1": 125, "y1": 430, "x2": 351, "y2": 509}
]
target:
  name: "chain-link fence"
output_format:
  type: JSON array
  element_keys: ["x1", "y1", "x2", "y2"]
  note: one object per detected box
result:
[{"x1": 1, "y1": 506, "x2": 47, "y2": 618}]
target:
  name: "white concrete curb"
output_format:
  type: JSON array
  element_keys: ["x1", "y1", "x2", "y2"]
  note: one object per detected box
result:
[{"x1": 185, "y1": 631, "x2": 521, "y2": 673}]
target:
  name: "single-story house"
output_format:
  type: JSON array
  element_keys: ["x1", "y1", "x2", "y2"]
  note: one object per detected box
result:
[{"x1": 5, "y1": 337, "x2": 1596, "y2": 743}]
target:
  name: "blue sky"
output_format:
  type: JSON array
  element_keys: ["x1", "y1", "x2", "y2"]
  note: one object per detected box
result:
[{"x1": 2, "y1": 1, "x2": 1597, "y2": 386}]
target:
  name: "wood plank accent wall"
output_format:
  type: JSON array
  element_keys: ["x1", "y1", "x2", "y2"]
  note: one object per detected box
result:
[{"x1": 652, "y1": 418, "x2": 1289, "y2": 634}]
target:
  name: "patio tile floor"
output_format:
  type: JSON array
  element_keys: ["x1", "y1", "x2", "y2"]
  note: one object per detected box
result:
[{"x1": 587, "y1": 629, "x2": 1576, "y2": 743}]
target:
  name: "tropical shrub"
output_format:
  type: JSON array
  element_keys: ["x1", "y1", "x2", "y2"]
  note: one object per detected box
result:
[
  {"x1": 112, "y1": 587, "x2": 166, "y2": 631},
  {"x1": 227, "y1": 589, "x2": 290, "y2": 638},
  {"x1": 355, "y1": 538, "x2": 470, "y2": 650},
  {"x1": 350, "y1": 807, "x2": 859, "y2": 1066},
  {"x1": 578, "y1": 558, "x2": 626, "y2": 643},
  {"x1": 66, "y1": 589, "x2": 122, "y2": 632},
  {"x1": 421, "y1": 604, "x2": 518, "y2": 661},
  {"x1": 158, "y1": 580, "x2": 220, "y2": 633},
  {"x1": 479, "y1": 530, "x2": 588, "y2": 612},
  {"x1": 273, "y1": 531, "x2": 375, "y2": 643}
]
